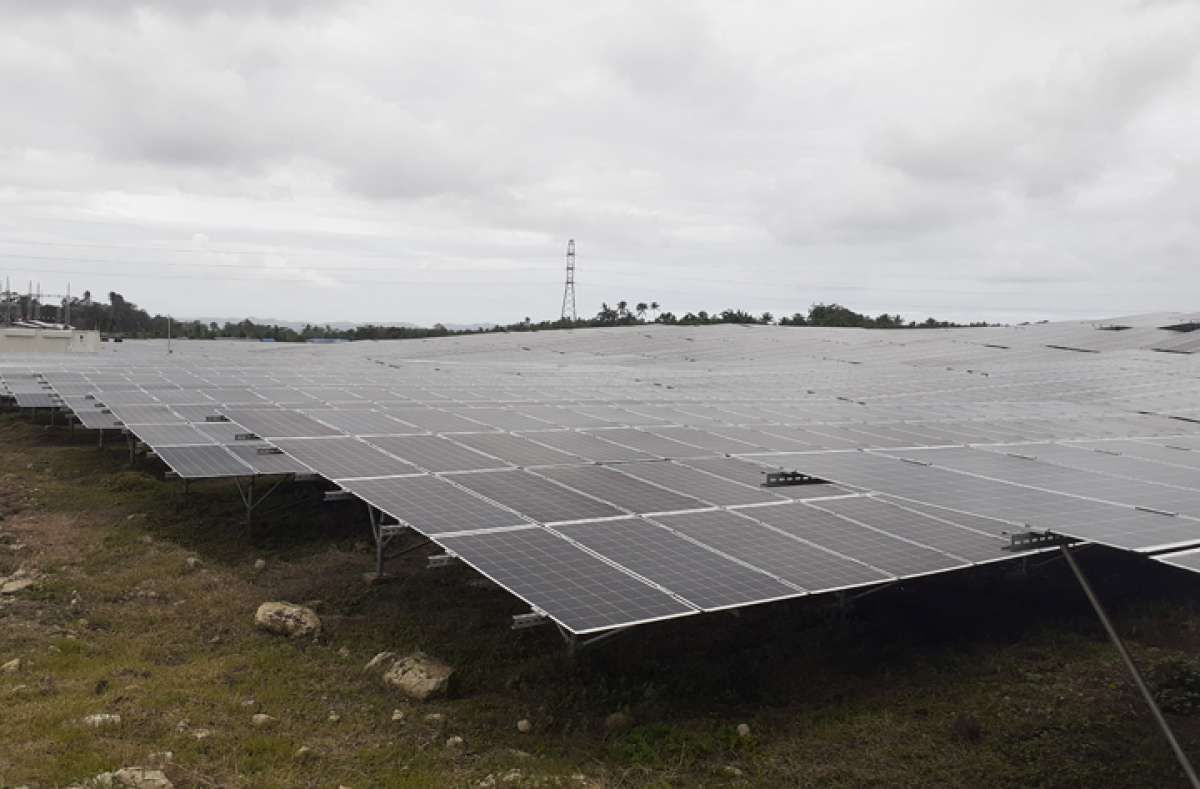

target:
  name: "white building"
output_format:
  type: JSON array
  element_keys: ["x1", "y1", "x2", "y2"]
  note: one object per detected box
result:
[{"x1": 0, "y1": 325, "x2": 101, "y2": 353}]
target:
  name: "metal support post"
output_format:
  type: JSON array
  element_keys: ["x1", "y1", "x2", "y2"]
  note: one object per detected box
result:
[{"x1": 1059, "y1": 545, "x2": 1200, "y2": 789}]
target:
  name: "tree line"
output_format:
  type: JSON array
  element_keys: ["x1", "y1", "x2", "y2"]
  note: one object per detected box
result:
[{"x1": 5, "y1": 290, "x2": 992, "y2": 341}]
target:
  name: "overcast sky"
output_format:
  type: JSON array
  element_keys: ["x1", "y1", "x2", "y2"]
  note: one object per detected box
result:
[{"x1": 1, "y1": 1, "x2": 1198, "y2": 326}]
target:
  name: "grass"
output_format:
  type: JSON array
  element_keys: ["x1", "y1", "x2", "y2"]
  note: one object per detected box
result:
[{"x1": 2, "y1": 410, "x2": 1200, "y2": 787}]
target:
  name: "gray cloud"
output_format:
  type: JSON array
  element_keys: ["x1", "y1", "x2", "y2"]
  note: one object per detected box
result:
[{"x1": 0, "y1": 0, "x2": 1198, "y2": 326}]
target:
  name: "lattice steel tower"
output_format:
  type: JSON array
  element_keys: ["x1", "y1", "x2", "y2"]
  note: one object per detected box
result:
[{"x1": 560, "y1": 239, "x2": 577, "y2": 321}]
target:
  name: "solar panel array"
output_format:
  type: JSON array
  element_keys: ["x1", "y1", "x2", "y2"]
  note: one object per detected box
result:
[{"x1": 3, "y1": 314, "x2": 1200, "y2": 634}]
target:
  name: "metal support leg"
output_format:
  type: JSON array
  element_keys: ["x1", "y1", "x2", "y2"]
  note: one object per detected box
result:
[{"x1": 1060, "y1": 545, "x2": 1200, "y2": 789}]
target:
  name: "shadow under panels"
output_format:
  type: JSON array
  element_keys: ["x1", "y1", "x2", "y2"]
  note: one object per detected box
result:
[
  {"x1": 270, "y1": 437, "x2": 418, "y2": 480},
  {"x1": 437, "y1": 526, "x2": 696, "y2": 634}
]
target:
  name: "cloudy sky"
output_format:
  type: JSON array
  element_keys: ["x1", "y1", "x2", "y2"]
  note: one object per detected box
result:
[{"x1": 1, "y1": 0, "x2": 1198, "y2": 326}]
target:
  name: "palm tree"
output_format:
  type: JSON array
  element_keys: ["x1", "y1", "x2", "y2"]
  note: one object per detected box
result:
[
  {"x1": 650, "y1": 301, "x2": 659, "y2": 320},
  {"x1": 617, "y1": 301, "x2": 629, "y2": 320},
  {"x1": 635, "y1": 302, "x2": 648, "y2": 321}
]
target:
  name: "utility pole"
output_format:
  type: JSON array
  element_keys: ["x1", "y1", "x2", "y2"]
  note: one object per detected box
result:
[{"x1": 560, "y1": 239, "x2": 577, "y2": 322}]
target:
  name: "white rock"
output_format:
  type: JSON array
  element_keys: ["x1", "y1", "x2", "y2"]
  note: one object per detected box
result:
[
  {"x1": 327, "y1": 711, "x2": 341, "y2": 723},
  {"x1": 254, "y1": 602, "x2": 321, "y2": 639},
  {"x1": 445, "y1": 735, "x2": 465, "y2": 750},
  {"x1": 381, "y1": 651, "x2": 453, "y2": 701},
  {"x1": 337, "y1": 646, "x2": 350, "y2": 658},
  {"x1": 516, "y1": 718, "x2": 532, "y2": 734},
  {"x1": 499, "y1": 769, "x2": 524, "y2": 785},
  {"x1": 253, "y1": 558, "x2": 267, "y2": 572},
  {"x1": 184, "y1": 557, "x2": 201, "y2": 569},
  {"x1": 363, "y1": 651, "x2": 396, "y2": 673},
  {"x1": 424, "y1": 713, "x2": 446, "y2": 726},
  {"x1": 736, "y1": 723, "x2": 751, "y2": 739},
  {"x1": 294, "y1": 745, "x2": 316, "y2": 762},
  {"x1": 111, "y1": 767, "x2": 173, "y2": 789},
  {"x1": 722, "y1": 765, "x2": 744, "y2": 778},
  {"x1": 250, "y1": 714, "x2": 276, "y2": 728},
  {"x1": 391, "y1": 708, "x2": 406, "y2": 722},
  {"x1": 0, "y1": 569, "x2": 37, "y2": 595},
  {"x1": 83, "y1": 713, "x2": 122, "y2": 729},
  {"x1": 1, "y1": 658, "x2": 21, "y2": 673}
]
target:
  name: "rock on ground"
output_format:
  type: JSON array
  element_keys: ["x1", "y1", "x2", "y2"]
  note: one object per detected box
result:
[
  {"x1": 82, "y1": 713, "x2": 122, "y2": 729},
  {"x1": 381, "y1": 651, "x2": 453, "y2": 701},
  {"x1": 363, "y1": 651, "x2": 396, "y2": 673},
  {"x1": 0, "y1": 567, "x2": 39, "y2": 595},
  {"x1": 2, "y1": 658, "x2": 21, "y2": 673},
  {"x1": 604, "y1": 711, "x2": 634, "y2": 733},
  {"x1": 253, "y1": 602, "x2": 321, "y2": 638},
  {"x1": 77, "y1": 767, "x2": 172, "y2": 789},
  {"x1": 250, "y1": 714, "x2": 276, "y2": 728}
]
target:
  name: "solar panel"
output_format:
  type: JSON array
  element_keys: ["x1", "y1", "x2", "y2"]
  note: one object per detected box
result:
[
  {"x1": 270, "y1": 437, "x2": 418, "y2": 480},
  {"x1": 585, "y1": 428, "x2": 715, "y2": 458},
  {"x1": 446, "y1": 408, "x2": 558, "y2": 431},
  {"x1": 614, "y1": 461, "x2": 785, "y2": 506},
  {"x1": 155, "y1": 445, "x2": 253, "y2": 478},
  {"x1": 383, "y1": 406, "x2": 491, "y2": 433},
  {"x1": 554, "y1": 518, "x2": 800, "y2": 610},
  {"x1": 225, "y1": 444, "x2": 312, "y2": 475},
  {"x1": 747, "y1": 502, "x2": 969, "y2": 576},
  {"x1": 304, "y1": 409, "x2": 418, "y2": 436},
  {"x1": 366, "y1": 434, "x2": 511, "y2": 472},
  {"x1": 127, "y1": 424, "x2": 216, "y2": 447},
  {"x1": 534, "y1": 465, "x2": 709, "y2": 514},
  {"x1": 804, "y1": 496, "x2": 1010, "y2": 564},
  {"x1": 339, "y1": 475, "x2": 527, "y2": 534},
  {"x1": 1155, "y1": 547, "x2": 1200, "y2": 574},
  {"x1": 221, "y1": 409, "x2": 343, "y2": 438},
  {"x1": 450, "y1": 433, "x2": 582, "y2": 467},
  {"x1": 437, "y1": 526, "x2": 697, "y2": 633},
  {"x1": 652, "y1": 509, "x2": 891, "y2": 592},
  {"x1": 514, "y1": 430, "x2": 655, "y2": 462},
  {"x1": 450, "y1": 469, "x2": 624, "y2": 523},
  {"x1": 14, "y1": 392, "x2": 59, "y2": 408},
  {"x1": 107, "y1": 404, "x2": 185, "y2": 425}
]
